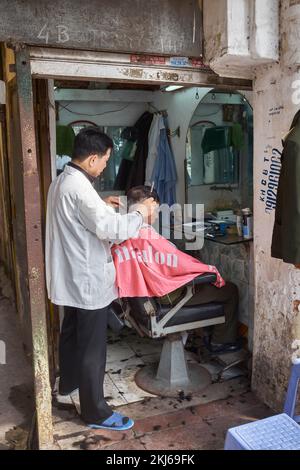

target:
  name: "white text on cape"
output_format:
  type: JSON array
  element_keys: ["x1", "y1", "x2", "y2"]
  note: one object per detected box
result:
[{"x1": 114, "y1": 245, "x2": 178, "y2": 268}]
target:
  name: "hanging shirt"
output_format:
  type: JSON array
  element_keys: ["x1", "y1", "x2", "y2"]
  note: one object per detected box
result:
[
  {"x1": 151, "y1": 117, "x2": 177, "y2": 206},
  {"x1": 45, "y1": 165, "x2": 143, "y2": 309},
  {"x1": 112, "y1": 225, "x2": 225, "y2": 298},
  {"x1": 145, "y1": 114, "x2": 163, "y2": 185}
]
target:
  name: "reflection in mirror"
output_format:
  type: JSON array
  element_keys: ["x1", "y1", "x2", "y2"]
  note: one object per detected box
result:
[
  {"x1": 186, "y1": 90, "x2": 253, "y2": 192},
  {"x1": 96, "y1": 126, "x2": 127, "y2": 192},
  {"x1": 69, "y1": 122, "x2": 128, "y2": 192},
  {"x1": 56, "y1": 121, "x2": 128, "y2": 192}
]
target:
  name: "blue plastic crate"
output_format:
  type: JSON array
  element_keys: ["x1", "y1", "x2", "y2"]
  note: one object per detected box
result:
[{"x1": 225, "y1": 413, "x2": 300, "y2": 450}]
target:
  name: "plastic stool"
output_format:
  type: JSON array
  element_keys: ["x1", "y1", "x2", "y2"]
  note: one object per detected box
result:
[
  {"x1": 284, "y1": 363, "x2": 300, "y2": 423},
  {"x1": 224, "y1": 414, "x2": 300, "y2": 450}
]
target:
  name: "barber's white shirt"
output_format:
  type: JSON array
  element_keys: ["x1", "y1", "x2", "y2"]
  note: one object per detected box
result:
[{"x1": 45, "y1": 165, "x2": 143, "y2": 309}]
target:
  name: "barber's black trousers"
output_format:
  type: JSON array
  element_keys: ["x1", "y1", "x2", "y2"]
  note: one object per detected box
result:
[{"x1": 59, "y1": 306, "x2": 113, "y2": 425}]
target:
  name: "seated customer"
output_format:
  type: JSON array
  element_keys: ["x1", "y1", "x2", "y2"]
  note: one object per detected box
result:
[{"x1": 112, "y1": 185, "x2": 240, "y2": 353}]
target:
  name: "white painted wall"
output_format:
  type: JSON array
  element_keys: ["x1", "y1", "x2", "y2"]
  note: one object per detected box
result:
[
  {"x1": 57, "y1": 100, "x2": 149, "y2": 128},
  {"x1": 250, "y1": 0, "x2": 279, "y2": 61},
  {"x1": 56, "y1": 89, "x2": 153, "y2": 127},
  {"x1": 203, "y1": 0, "x2": 279, "y2": 79}
]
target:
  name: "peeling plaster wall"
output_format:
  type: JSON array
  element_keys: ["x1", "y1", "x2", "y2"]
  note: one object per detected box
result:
[
  {"x1": 251, "y1": 0, "x2": 300, "y2": 410},
  {"x1": 203, "y1": 0, "x2": 279, "y2": 79},
  {"x1": 203, "y1": 0, "x2": 300, "y2": 410},
  {"x1": 203, "y1": 0, "x2": 228, "y2": 64}
]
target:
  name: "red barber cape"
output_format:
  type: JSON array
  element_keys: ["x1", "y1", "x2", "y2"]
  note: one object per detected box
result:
[{"x1": 112, "y1": 226, "x2": 225, "y2": 298}]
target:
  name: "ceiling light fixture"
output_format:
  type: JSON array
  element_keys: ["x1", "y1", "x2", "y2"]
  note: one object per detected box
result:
[{"x1": 163, "y1": 85, "x2": 184, "y2": 92}]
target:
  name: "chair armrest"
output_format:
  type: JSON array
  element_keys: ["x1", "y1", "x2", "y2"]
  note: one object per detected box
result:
[{"x1": 188, "y1": 273, "x2": 217, "y2": 286}]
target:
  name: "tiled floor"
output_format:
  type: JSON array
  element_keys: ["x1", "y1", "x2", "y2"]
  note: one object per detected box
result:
[
  {"x1": 105, "y1": 328, "x2": 204, "y2": 406},
  {"x1": 105, "y1": 328, "x2": 245, "y2": 406},
  {"x1": 101, "y1": 328, "x2": 248, "y2": 408},
  {"x1": 59, "y1": 326, "x2": 249, "y2": 414}
]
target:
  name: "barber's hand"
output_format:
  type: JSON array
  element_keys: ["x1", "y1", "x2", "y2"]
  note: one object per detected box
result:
[
  {"x1": 103, "y1": 195, "x2": 124, "y2": 209},
  {"x1": 295, "y1": 264, "x2": 300, "y2": 269}
]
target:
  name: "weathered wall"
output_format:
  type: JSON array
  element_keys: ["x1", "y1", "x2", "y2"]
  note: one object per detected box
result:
[
  {"x1": 0, "y1": 101, "x2": 13, "y2": 275},
  {"x1": 203, "y1": 0, "x2": 300, "y2": 411},
  {"x1": 251, "y1": 0, "x2": 300, "y2": 410},
  {"x1": 203, "y1": 0, "x2": 279, "y2": 79},
  {"x1": 0, "y1": 0, "x2": 202, "y2": 56},
  {"x1": 0, "y1": 50, "x2": 14, "y2": 279}
]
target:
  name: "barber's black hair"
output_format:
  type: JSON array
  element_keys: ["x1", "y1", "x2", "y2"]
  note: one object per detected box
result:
[
  {"x1": 72, "y1": 126, "x2": 113, "y2": 161},
  {"x1": 126, "y1": 185, "x2": 160, "y2": 207}
]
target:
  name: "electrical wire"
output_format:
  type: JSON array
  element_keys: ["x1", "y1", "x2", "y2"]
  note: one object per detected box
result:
[
  {"x1": 192, "y1": 109, "x2": 220, "y2": 118},
  {"x1": 57, "y1": 102, "x2": 132, "y2": 117}
]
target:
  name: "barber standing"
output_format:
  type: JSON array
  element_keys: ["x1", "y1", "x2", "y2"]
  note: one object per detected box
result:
[{"x1": 46, "y1": 127, "x2": 153, "y2": 431}]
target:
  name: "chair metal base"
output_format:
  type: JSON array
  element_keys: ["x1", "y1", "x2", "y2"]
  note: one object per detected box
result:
[{"x1": 135, "y1": 363, "x2": 211, "y2": 397}]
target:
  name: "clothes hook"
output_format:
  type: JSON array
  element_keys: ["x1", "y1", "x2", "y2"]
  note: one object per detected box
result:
[{"x1": 195, "y1": 89, "x2": 199, "y2": 100}]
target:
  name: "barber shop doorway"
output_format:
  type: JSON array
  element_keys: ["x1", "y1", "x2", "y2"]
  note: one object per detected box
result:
[{"x1": 11, "y1": 45, "x2": 253, "y2": 447}]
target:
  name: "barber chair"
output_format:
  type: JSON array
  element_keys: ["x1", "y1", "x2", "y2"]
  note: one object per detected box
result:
[{"x1": 112, "y1": 273, "x2": 225, "y2": 397}]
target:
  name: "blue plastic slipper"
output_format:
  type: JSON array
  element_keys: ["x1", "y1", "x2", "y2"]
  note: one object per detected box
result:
[{"x1": 88, "y1": 412, "x2": 134, "y2": 431}]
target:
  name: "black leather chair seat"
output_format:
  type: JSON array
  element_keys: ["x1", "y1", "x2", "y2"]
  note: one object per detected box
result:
[{"x1": 129, "y1": 299, "x2": 224, "y2": 330}]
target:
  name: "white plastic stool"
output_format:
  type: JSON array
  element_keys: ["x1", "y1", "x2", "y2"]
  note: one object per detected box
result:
[{"x1": 224, "y1": 414, "x2": 300, "y2": 450}]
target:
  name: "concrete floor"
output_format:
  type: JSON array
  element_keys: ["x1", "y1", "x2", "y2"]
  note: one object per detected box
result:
[
  {"x1": 52, "y1": 381, "x2": 273, "y2": 450},
  {"x1": 0, "y1": 265, "x2": 34, "y2": 450}
]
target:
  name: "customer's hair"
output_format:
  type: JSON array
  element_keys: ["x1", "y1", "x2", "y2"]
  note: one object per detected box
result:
[
  {"x1": 126, "y1": 185, "x2": 160, "y2": 208},
  {"x1": 72, "y1": 126, "x2": 113, "y2": 161}
]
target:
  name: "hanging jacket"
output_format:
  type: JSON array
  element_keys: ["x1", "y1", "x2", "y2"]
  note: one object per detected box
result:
[
  {"x1": 271, "y1": 111, "x2": 300, "y2": 264},
  {"x1": 112, "y1": 225, "x2": 225, "y2": 298},
  {"x1": 151, "y1": 117, "x2": 177, "y2": 206},
  {"x1": 126, "y1": 111, "x2": 153, "y2": 190},
  {"x1": 145, "y1": 114, "x2": 162, "y2": 185}
]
